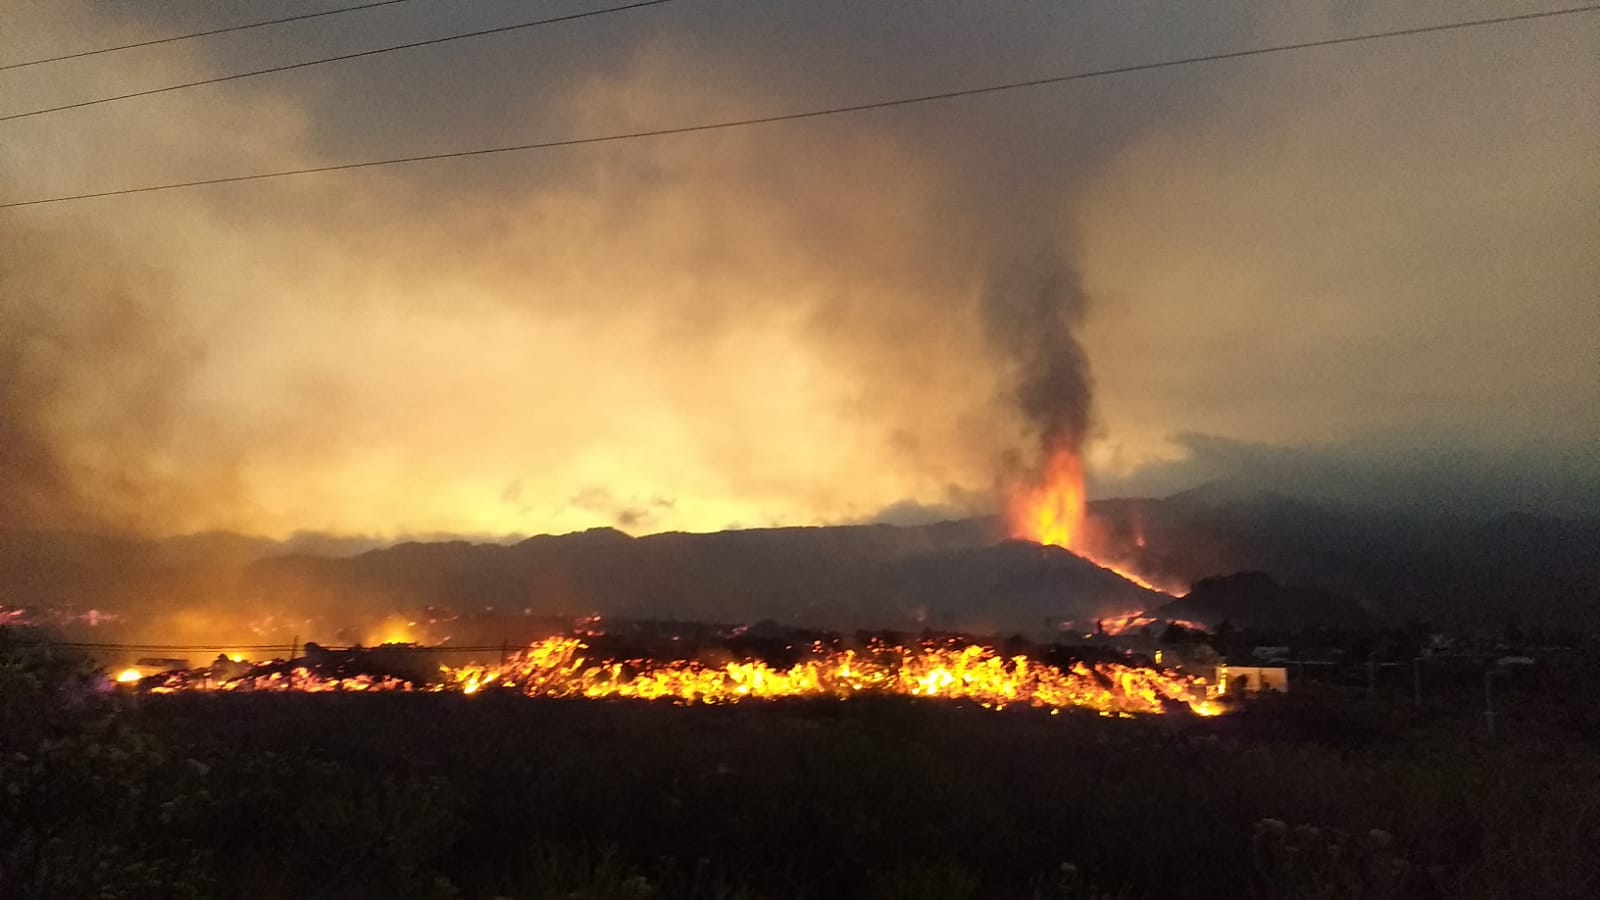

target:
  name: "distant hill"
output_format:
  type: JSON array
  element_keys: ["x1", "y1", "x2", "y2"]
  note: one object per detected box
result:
[
  {"x1": 1081, "y1": 482, "x2": 1600, "y2": 629},
  {"x1": 2, "y1": 482, "x2": 1595, "y2": 639},
  {"x1": 247, "y1": 521, "x2": 1158, "y2": 637},
  {"x1": 1158, "y1": 571, "x2": 1368, "y2": 630}
]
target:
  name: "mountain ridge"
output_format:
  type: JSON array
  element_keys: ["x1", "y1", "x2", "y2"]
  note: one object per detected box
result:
[{"x1": 3, "y1": 483, "x2": 1595, "y2": 638}]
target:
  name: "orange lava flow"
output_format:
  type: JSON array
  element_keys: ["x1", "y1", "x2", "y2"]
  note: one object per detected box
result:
[{"x1": 138, "y1": 637, "x2": 1220, "y2": 717}]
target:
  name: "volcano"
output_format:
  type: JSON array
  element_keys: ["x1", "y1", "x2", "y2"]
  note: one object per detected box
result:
[
  {"x1": 0, "y1": 516, "x2": 1166, "y2": 645},
  {"x1": 4, "y1": 481, "x2": 1595, "y2": 644},
  {"x1": 243, "y1": 522, "x2": 1166, "y2": 640}
]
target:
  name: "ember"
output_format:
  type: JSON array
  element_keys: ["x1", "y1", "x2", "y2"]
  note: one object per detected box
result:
[{"x1": 130, "y1": 637, "x2": 1221, "y2": 717}]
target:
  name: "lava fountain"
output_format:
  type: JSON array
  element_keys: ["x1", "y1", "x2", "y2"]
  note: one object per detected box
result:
[
  {"x1": 1008, "y1": 448, "x2": 1170, "y2": 595},
  {"x1": 1008, "y1": 448, "x2": 1087, "y2": 551}
]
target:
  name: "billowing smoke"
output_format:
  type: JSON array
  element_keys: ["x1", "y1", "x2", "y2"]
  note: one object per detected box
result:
[
  {"x1": 0, "y1": 217, "x2": 218, "y2": 534},
  {"x1": 0, "y1": 1, "x2": 1109, "y2": 540},
  {"x1": 982, "y1": 253, "x2": 1094, "y2": 463},
  {"x1": 1, "y1": 0, "x2": 1594, "y2": 651},
  {"x1": 1, "y1": 0, "x2": 1592, "y2": 549}
]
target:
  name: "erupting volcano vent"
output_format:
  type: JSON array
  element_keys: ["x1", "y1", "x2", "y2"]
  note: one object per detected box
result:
[
  {"x1": 984, "y1": 256, "x2": 1170, "y2": 594},
  {"x1": 1007, "y1": 447, "x2": 1171, "y2": 596},
  {"x1": 1009, "y1": 448, "x2": 1087, "y2": 551},
  {"x1": 133, "y1": 637, "x2": 1221, "y2": 717}
]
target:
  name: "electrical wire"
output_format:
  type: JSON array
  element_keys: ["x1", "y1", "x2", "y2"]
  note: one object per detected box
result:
[
  {"x1": 2, "y1": 4, "x2": 1594, "y2": 210},
  {"x1": 0, "y1": 0, "x2": 678, "y2": 123},
  {"x1": 0, "y1": 0, "x2": 424, "y2": 72}
]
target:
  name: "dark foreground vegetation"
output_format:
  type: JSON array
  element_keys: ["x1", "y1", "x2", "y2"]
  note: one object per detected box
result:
[{"x1": 3, "y1": 633, "x2": 1597, "y2": 900}]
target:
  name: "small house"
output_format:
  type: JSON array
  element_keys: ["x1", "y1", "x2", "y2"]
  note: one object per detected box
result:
[{"x1": 1218, "y1": 664, "x2": 1288, "y2": 694}]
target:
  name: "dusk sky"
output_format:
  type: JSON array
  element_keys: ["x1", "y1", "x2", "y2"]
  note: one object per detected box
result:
[{"x1": 3, "y1": 0, "x2": 1596, "y2": 539}]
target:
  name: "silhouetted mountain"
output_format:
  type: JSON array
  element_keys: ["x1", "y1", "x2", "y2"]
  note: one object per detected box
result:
[
  {"x1": 3, "y1": 483, "x2": 1595, "y2": 640},
  {"x1": 247, "y1": 520, "x2": 1149, "y2": 636},
  {"x1": 1081, "y1": 481, "x2": 1600, "y2": 629},
  {"x1": 875, "y1": 540, "x2": 1159, "y2": 632},
  {"x1": 1158, "y1": 571, "x2": 1368, "y2": 630}
]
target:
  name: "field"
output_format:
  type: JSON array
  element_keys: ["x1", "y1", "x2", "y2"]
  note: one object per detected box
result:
[{"x1": 5, "y1": 635, "x2": 1598, "y2": 900}]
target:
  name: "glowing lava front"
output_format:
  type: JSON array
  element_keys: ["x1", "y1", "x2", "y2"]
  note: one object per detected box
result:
[{"x1": 132, "y1": 637, "x2": 1221, "y2": 716}]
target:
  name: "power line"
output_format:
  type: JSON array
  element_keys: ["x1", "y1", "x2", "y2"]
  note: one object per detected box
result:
[
  {"x1": 0, "y1": 0, "x2": 678, "y2": 123},
  {"x1": 3, "y1": 4, "x2": 1594, "y2": 210},
  {"x1": 0, "y1": 0, "x2": 424, "y2": 72}
]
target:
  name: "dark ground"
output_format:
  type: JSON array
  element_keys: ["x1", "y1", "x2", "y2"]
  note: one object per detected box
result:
[{"x1": 4, "y1": 637, "x2": 1598, "y2": 900}]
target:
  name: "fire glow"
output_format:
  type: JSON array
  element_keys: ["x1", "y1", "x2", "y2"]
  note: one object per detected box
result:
[
  {"x1": 134, "y1": 637, "x2": 1220, "y2": 717},
  {"x1": 1009, "y1": 449, "x2": 1171, "y2": 594},
  {"x1": 1010, "y1": 449, "x2": 1087, "y2": 551}
]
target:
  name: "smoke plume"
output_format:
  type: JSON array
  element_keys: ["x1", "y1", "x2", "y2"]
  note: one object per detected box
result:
[
  {"x1": 1, "y1": 0, "x2": 1593, "y2": 542},
  {"x1": 0, "y1": 217, "x2": 220, "y2": 533},
  {"x1": 982, "y1": 254, "x2": 1095, "y2": 464}
]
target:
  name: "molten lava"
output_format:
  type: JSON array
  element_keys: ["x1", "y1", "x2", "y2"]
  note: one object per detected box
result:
[
  {"x1": 1010, "y1": 449, "x2": 1086, "y2": 551},
  {"x1": 133, "y1": 637, "x2": 1220, "y2": 717},
  {"x1": 1009, "y1": 448, "x2": 1175, "y2": 597}
]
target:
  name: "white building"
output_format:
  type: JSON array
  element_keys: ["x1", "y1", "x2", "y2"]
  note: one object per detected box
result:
[{"x1": 1218, "y1": 665, "x2": 1288, "y2": 694}]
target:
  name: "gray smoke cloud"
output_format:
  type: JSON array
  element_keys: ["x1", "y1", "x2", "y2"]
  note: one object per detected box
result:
[
  {"x1": 982, "y1": 254, "x2": 1094, "y2": 461},
  {"x1": 1, "y1": 0, "x2": 1593, "y2": 540},
  {"x1": 0, "y1": 216, "x2": 224, "y2": 533}
]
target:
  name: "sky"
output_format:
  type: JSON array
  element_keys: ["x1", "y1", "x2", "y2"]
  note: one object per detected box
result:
[{"x1": 2, "y1": 0, "x2": 1596, "y2": 540}]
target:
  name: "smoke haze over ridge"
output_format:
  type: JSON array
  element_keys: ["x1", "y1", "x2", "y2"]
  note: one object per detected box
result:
[{"x1": 2, "y1": 0, "x2": 1595, "y2": 540}]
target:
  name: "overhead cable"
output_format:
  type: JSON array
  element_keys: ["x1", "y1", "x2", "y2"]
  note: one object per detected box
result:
[
  {"x1": 3, "y1": 5, "x2": 1593, "y2": 210},
  {"x1": 0, "y1": 0, "x2": 678, "y2": 123},
  {"x1": 0, "y1": 0, "x2": 424, "y2": 72}
]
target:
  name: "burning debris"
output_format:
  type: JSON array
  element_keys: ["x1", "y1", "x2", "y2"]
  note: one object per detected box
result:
[{"x1": 125, "y1": 635, "x2": 1221, "y2": 717}]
